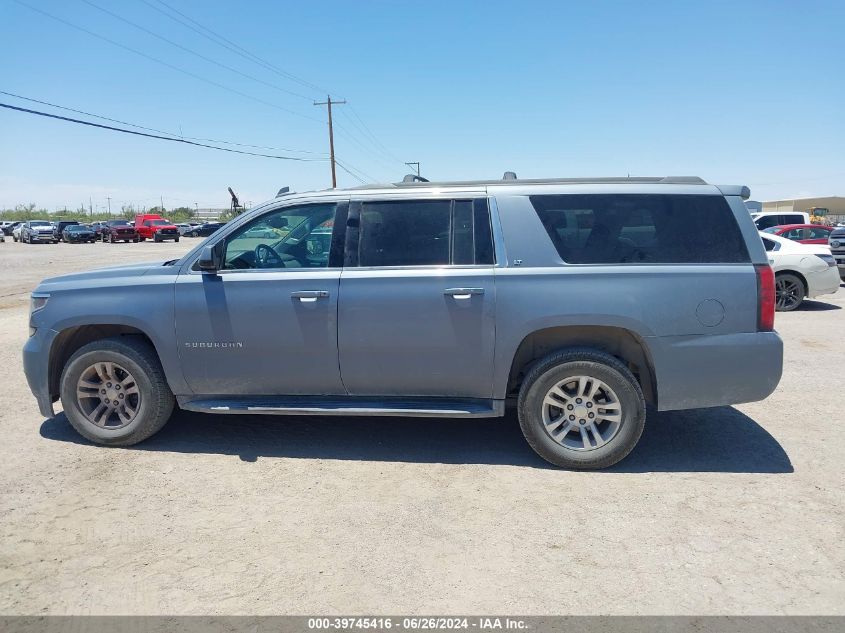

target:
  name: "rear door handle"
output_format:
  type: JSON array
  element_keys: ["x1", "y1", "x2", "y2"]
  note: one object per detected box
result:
[
  {"x1": 291, "y1": 290, "x2": 329, "y2": 302},
  {"x1": 444, "y1": 287, "x2": 485, "y2": 299}
]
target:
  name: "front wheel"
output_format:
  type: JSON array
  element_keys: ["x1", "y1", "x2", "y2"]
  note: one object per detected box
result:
[
  {"x1": 517, "y1": 348, "x2": 645, "y2": 470},
  {"x1": 174, "y1": 237, "x2": 180, "y2": 242},
  {"x1": 60, "y1": 337, "x2": 175, "y2": 446}
]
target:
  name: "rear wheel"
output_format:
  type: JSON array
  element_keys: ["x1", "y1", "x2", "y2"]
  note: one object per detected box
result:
[
  {"x1": 518, "y1": 348, "x2": 645, "y2": 470},
  {"x1": 60, "y1": 337, "x2": 175, "y2": 446},
  {"x1": 775, "y1": 273, "x2": 805, "y2": 311},
  {"x1": 174, "y1": 236, "x2": 180, "y2": 242}
]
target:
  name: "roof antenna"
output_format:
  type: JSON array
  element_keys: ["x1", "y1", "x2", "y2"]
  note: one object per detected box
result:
[{"x1": 503, "y1": 171, "x2": 518, "y2": 180}]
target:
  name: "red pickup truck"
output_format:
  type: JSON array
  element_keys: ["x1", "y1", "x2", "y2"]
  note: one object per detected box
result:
[{"x1": 134, "y1": 214, "x2": 180, "y2": 242}]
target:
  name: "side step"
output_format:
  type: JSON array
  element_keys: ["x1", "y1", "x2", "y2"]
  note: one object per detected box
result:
[{"x1": 179, "y1": 397, "x2": 505, "y2": 418}]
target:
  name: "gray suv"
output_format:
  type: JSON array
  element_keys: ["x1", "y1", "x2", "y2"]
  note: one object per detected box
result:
[{"x1": 23, "y1": 176, "x2": 783, "y2": 469}]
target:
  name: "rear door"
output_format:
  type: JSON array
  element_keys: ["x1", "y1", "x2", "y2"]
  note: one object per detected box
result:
[{"x1": 337, "y1": 195, "x2": 497, "y2": 398}]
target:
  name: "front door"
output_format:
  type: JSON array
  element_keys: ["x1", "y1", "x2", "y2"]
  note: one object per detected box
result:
[
  {"x1": 175, "y1": 200, "x2": 347, "y2": 396},
  {"x1": 338, "y1": 197, "x2": 497, "y2": 398}
]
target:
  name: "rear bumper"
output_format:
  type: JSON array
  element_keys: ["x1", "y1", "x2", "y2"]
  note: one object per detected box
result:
[
  {"x1": 23, "y1": 327, "x2": 59, "y2": 418},
  {"x1": 649, "y1": 331, "x2": 783, "y2": 411},
  {"x1": 807, "y1": 266, "x2": 841, "y2": 298}
]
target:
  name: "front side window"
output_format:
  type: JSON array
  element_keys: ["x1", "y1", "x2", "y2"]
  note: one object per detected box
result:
[
  {"x1": 783, "y1": 228, "x2": 804, "y2": 240},
  {"x1": 808, "y1": 227, "x2": 830, "y2": 239},
  {"x1": 530, "y1": 194, "x2": 750, "y2": 264},
  {"x1": 356, "y1": 199, "x2": 494, "y2": 267},
  {"x1": 222, "y1": 203, "x2": 337, "y2": 270}
]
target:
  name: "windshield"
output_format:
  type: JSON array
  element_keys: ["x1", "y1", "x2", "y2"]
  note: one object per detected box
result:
[
  {"x1": 149, "y1": 219, "x2": 170, "y2": 226},
  {"x1": 762, "y1": 227, "x2": 779, "y2": 234},
  {"x1": 30, "y1": 221, "x2": 51, "y2": 227},
  {"x1": 108, "y1": 220, "x2": 131, "y2": 226},
  {"x1": 66, "y1": 225, "x2": 88, "y2": 231}
]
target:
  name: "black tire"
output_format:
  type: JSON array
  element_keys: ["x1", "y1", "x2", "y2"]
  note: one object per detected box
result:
[
  {"x1": 175, "y1": 236, "x2": 180, "y2": 242},
  {"x1": 154, "y1": 235, "x2": 161, "y2": 243},
  {"x1": 775, "y1": 272, "x2": 805, "y2": 312},
  {"x1": 133, "y1": 237, "x2": 140, "y2": 243},
  {"x1": 517, "y1": 348, "x2": 646, "y2": 470},
  {"x1": 60, "y1": 337, "x2": 175, "y2": 446}
]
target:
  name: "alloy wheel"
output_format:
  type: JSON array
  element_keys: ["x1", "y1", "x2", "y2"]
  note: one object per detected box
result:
[
  {"x1": 75, "y1": 361, "x2": 141, "y2": 429},
  {"x1": 541, "y1": 375, "x2": 623, "y2": 451}
]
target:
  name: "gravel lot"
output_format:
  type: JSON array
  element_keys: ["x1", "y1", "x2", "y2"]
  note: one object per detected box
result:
[{"x1": 0, "y1": 238, "x2": 843, "y2": 615}]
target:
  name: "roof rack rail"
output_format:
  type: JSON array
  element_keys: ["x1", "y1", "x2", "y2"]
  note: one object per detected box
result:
[
  {"x1": 503, "y1": 171, "x2": 518, "y2": 180},
  {"x1": 276, "y1": 186, "x2": 291, "y2": 197},
  {"x1": 402, "y1": 174, "x2": 429, "y2": 183}
]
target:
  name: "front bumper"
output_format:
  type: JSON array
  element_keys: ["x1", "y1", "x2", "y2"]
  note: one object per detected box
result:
[{"x1": 23, "y1": 327, "x2": 59, "y2": 418}]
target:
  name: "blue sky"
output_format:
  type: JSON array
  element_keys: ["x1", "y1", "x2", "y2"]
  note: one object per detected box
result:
[{"x1": 1, "y1": 0, "x2": 843, "y2": 212}]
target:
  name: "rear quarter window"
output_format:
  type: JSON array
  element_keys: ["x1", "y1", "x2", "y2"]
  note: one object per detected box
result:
[{"x1": 529, "y1": 194, "x2": 750, "y2": 264}]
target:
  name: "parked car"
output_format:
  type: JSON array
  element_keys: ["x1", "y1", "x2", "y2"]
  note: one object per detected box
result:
[
  {"x1": 101, "y1": 219, "x2": 139, "y2": 243},
  {"x1": 53, "y1": 221, "x2": 80, "y2": 242},
  {"x1": 12, "y1": 223, "x2": 27, "y2": 242},
  {"x1": 134, "y1": 214, "x2": 180, "y2": 242},
  {"x1": 3, "y1": 221, "x2": 23, "y2": 236},
  {"x1": 20, "y1": 220, "x2": 57, "y2": 243},
  {"x1": 760, "y1": 232, "x2": 839, "y2": 311},
  {"x1": 24, "y1": 175, "x2": 784, "y2": 470},
  {"x1": 0, "y1": 221, "x2": 16, "y2": 235},
  {"x1": 175, "y1": 223, "x2": 194, "y2": 236},
  {"x1": 61, "y1": 224, "x2": 97, "y2": 243},
  {"x1": 750, "y1": 211, "x2": 810, "y2": 230},
  {"x1": 829, "y1": 227, "x2": 845, "y2": 280},
  {"x1": 187, "y1": 222, "x2": 225, "y2": 237},
  {"x1": 762, "y1": 224, "x2": 834, "y2": 245},
  {"x1": 241, "y1": 225, "x2": 279, "y2": 239}
]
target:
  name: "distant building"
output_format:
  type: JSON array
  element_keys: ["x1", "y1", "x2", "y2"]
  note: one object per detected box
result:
[
  {"x1": 194, "y1": 208, "x2": 227, "y2": 221},
  {"x1": 745, "y1": 200, "x2": 763, "y2": 213},
  {"x1": 762, "y1": 196, "x2": 845, "y2": 223}
]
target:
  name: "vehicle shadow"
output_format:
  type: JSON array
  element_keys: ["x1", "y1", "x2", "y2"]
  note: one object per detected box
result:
[
  {"x1": 39, "y1": 405, "x2": 792, "y2": 473},
  {"x1": 799, "y1": 300, "x2": 841, "y2": 311}
]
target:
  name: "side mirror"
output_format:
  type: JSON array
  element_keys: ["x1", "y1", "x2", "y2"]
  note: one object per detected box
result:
[{"x1": 198, "y1": 245, "x2": 221, "y2": 272}]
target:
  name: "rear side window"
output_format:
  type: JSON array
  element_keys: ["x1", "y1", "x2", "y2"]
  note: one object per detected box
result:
[
  {"x1": 357, "y1": 199, "x2": 494, "y2": 267},
  {"x1": 529, "y1": 194, "x2": 750, "y2": 264}
]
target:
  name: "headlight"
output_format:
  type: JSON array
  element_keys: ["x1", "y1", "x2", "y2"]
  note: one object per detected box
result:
[{"x1": 30, "y1": 293, "x2": 49, "y2": 314}]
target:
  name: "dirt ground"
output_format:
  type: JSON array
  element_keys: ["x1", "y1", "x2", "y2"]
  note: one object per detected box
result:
[{"x1": 0, "y1": 238, "x2": 842, "y2": 615}]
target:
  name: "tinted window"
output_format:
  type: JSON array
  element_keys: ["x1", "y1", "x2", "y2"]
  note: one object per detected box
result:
[
  {"x1": 761, "y1": 236, "x2": 779, "y2": 252},
  {"x1": 357, "y1": 199, "x2": 494, "y2": 267},
  {"x1": 782, "y1": 214, "x2": 805, "y2": 225},
  {"x1": 782, "y1": 228, "x2": 804, "y2": 240},
  {"x1": 530, "y1": 194, "x2": 750, "y2": 264},
  {"x1": 222, "y1": 203, "x2": 337, "y2": 270},
  {"x1": 807, "y1": 226, "x2": 830, "y2": 239},
  {"x1": 755, "y1": 216, "x2": 780, "y2": 230}
]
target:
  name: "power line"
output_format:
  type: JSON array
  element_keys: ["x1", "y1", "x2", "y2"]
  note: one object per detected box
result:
[
  {"x1": 14, "y1": 0, "x2": 322, "y2": 123},
  {"x1": 347, "y1": 105, "x2": 407, "y2": 165},
  {"x1": 0, "y1": 102, "x2": 327, "y2": 161},
  {"x1": 141, "y1": 0, "x2": 330, "y2": 96},
  {"x1": 0, "y1": 90, "x2": 326, "y2": 155},
  {"x1": 80, "y1": 0, "x2": 314, "y2": 101},
  {"x1": 137, "y1": 0, "x2": 408, "y2": 172}
]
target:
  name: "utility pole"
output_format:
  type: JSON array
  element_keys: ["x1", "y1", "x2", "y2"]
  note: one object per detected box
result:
[
  {"x1": 314, "y1": 96, "x2": 346, "y2": 188},
  {"x1": 405, "y1": 162, "x2": 420, "y2": 177},
  {"x1": 160, "y1": 195, "x2": 164, "y2": 213},
  {"x1": 106, "y1": 196, "x2": 111, "y2": 215},
  {"x1": 89, "y1": 197, "x2": 92, "y2": 217}
]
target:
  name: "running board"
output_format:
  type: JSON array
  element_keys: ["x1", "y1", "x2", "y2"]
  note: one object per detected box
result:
[{"x1": 179, "y1": 397, "x2": 504, "y2": 418}]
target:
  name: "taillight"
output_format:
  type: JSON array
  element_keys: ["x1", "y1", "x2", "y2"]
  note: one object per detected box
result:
[{"x1": 755, "y1": 264, "x2": 775, "y2": 331}]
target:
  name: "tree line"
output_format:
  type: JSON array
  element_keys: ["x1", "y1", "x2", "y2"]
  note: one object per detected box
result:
[{"x1": 0, "y1": 203, "x2": 204, "y2": 223}]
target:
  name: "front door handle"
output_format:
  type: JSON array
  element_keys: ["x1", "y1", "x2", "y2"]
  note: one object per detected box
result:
[
  {"x1": 444, "y1": 287, "x2": 485, "y2": 299},
  {"x1": 291, "y1": 290, "x2": 329, "y2": 302}
]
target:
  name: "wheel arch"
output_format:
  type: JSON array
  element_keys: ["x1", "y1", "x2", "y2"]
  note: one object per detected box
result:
[
  {"x1": 48, "y1": 324, "x2": 169, "y2": 401},
  {"x1": 775, "y1": 268, "x2": 808, "y2": 294},
  {"x1": 506, "y1": 325, "x2": 657, "y2": 406}
]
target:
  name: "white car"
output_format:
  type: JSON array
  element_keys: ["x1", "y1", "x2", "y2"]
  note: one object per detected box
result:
[
  {"x1": 12, "y1": 223, "x2": 26, "y2": 242},
  {"x1": 175, "y1": 223, "x2": 193, "y2": 236},
  {"x1": 760, "y1": 232, "x2": 840, "y2": 311}
]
